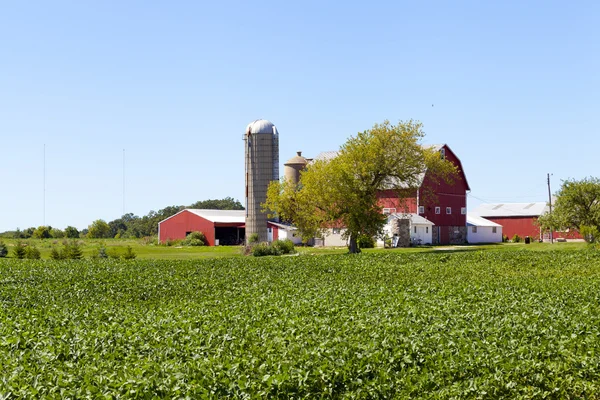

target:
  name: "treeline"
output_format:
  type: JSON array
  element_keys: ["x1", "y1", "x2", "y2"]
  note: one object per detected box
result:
[{"x1": 0, "y1": 197, "x2": 244, "y2": 239}]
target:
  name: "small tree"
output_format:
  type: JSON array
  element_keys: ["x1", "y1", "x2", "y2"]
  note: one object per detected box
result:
[
  {"x1": 122, "y1": 246, "x2": 137, "y2": 260},
  {"x1": 65, "y1": 241, "x2": 83, "y2": 259},
  {"x1": 25, "y1": 246, "x2": 41, "y2": 259},
  {"x1": 0, "y1": 241, "x2": 8, "y2": 258},
  {"x1": 13, "y1": 242, "x2": 26, "y2": 259},
  {"x1": 50, "y1": 247, "x2": 65, "y2": 260}
]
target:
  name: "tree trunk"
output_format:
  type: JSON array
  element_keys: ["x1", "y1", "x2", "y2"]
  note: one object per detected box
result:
[{"x1": 348, "y1": 234, "x2": 361, "y2": 254}]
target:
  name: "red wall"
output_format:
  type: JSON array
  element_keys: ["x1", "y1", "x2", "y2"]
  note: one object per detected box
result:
[
  {"x1": 485, "y1": 216, "x2": 540, "y2": 239},
  {"x1": 376, "y1": 145, "x2": 469, "y2": 228},
  {"x1": 484, "y1": 216, "x2": 582, "y2": 240},
  {"x1": 159, "y1": 210, "x2": 216, "y2": 245}
]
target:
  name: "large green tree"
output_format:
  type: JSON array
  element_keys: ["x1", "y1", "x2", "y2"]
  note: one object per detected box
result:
[
  {"x1": 265, "y1": 120, "x2": 457, "y2": 253},
  {"x1": 538, "y1": 177, "x2": 600, "y2": 242},
  {"x1": 87, "y1": 219, "x2": 111, "y2": 239}
]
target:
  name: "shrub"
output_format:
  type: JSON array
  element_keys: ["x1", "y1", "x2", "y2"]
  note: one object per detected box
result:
[
  {"x1": 50, "y1": 247, "x2": 65, "y2": 260},
  {"x1": 580, "y1": 225, "x2": 599, "y2": 243},
  {"x1": 252, "y1": 243, "x2": 281, "y2": 257},
  {"x1": 0, "y1": 241, "x2": 7, "y2": 258},
  {"x1": 248, "y1": 233, "x2": 260, "y2": 244},
  {"x1": 123, "y1": 246, "x2": 137, "y2": 260},
  {"x1": 25, "y1": 246, "x2": 41, "y2": 259},
  {"x1": 512, "y1": 234, "x2": 522, "y2": 243},
  {"x1": 183, "y1": 231, "x2": 206, "y2": 246},
  {"x1": 502, "y1": 234, "x2": 509, "y2": 243},
  {"x1": 357, "y1": 234, "x2": 375, "y2": 249},
  {"x1": 98, "y1": 246, "x2": 109, "y2": 259},
  {"x1": 273, "y1": 239, "x2": 295, "y2": 255},
  {"x1": 13, "y1": 242, "x2": 26, "y2": 259},
  {"x1": 65, "y1": 241, "x2": 83, "y2": 260}
]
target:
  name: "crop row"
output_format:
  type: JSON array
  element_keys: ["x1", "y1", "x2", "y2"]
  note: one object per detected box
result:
[{"x1": 2, "y1": 250, "x2": 600, "y2": 398}]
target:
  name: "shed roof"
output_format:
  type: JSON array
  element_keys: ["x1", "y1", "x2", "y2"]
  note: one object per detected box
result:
[
  {"x1": 466, "y1": 214, "x2": 502, "y2": 227},
  {"x1": 389, "y1": 213, "x2": 434, "y2": 225},
  {"x1": 470, "y1": 202, "x2": 548, "y2": 218}
]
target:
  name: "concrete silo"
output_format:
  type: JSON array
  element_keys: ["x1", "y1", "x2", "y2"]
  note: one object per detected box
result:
[
  {"x1": 284, "y1": 151, "x2": 308, "y2": 186},
  {"x1": 244, "y1": 119, "x2": 279, "y2": 243}
]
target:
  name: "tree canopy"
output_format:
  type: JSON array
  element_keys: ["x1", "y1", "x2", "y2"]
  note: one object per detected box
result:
[
  {"x1": 538, "y1": 177, "x2": 600, "y2": 242},
  {"x1": 265, "y1": 120, "x2": 458, "y2": 253}
]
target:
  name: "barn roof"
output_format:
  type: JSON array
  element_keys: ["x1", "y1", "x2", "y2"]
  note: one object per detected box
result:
[
  {"x1": 470, "y1": 202, "x2": 549, "y2": 218},
  {"x1": 311, "y1": 144, "x2": 470, "y2": 191},
  {"x1": 185, "y1": 209, "x2": 245, "y2": 223},
  {"x1": 466, "y1": 214, "x2": 502, "y2": 227}
]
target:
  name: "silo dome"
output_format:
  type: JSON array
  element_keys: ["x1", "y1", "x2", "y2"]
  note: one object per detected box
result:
[
  {"x1": 284, "y1": 151, "x2": 307, "y2": 185},
  {"x1": 246, "y1": 119, "x2": 279, "y2": 135}
]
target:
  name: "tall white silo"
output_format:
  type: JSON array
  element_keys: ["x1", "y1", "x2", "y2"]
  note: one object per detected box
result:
[{"x1": 244, "y1": 119, "x2": 279, "y2": 244}]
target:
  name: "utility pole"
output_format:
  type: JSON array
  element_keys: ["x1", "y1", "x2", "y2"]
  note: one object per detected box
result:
[
  {"x1": 547, "y1": 173, "x2": 553, "y2": 244},
  {"x1": 43, "y1": 144, "x2": 46, "y2": 226}
]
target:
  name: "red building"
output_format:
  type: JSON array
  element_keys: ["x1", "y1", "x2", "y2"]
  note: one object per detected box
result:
[
  {"x1": 158, "y1": 209, "x2": 286, "y2": 245},
  {"x1": 376, "y1": 144, "x2": 471, "y2": 245},
  {"x1": 470, "y1": 202, "x2": 582, "y2": 241}
]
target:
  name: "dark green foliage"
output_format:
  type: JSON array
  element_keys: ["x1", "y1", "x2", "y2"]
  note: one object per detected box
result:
[
  {"x1": 32, "y1": 225, "x2": 52, "y2": 239},
  {"x1": 251, "y1": 242, "x2": 280, "y2": 256},
  {"x1": 12, "y1": 242, "x2": 26, "y2": 259},
  {"x1": 251, "y1": 240, "x2": 295, "y2": 257},
  {"x1": 357, "y1": 234, "x2": 375, "y2": 249},
  {"x1": 273, "y1": 239, "x2": 295, "y2": 254},
  {"x1": 98, "y1": 246, "x2": 108, "y2": 259},
  {"x1": 182, "y1": 231, "x2": 206, "y2": 246},
  {"x1": 122, "y1": 246, "x2": 137, "y2": 260},
  {"x1": 65, "y1": 241, "x2": 83, "y2": 259},
  {"x1": 188, "y1": 197, "x2": 244, "y2": 210},
  {"x1": 3, "y1": 251, "x2": 600, "y2": 397},
  {"x1": 512, "y1": 234, "x2": 522, "y2": 243},
  {"x1": 502, "y1": 234, "x2": 509, "y2": 242},
  {"x1": 24, "y1": 246, "x2": 40, "y2": 259},
  {"x1": 65, "y1": 226, "x2": 79, "y2": 238},
  {"x1": 0, "y1": 241, "x2": 7, "y2": 258},
  {"x1": 50, "y1": 247, "x2": 65, "y2": 260}
]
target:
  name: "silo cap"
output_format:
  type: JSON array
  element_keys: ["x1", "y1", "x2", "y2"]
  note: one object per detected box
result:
[
  {"x1": 246, "y1": 119, "x2": 278, "y2": 135},
  {"x1": 284, "y1": 151, "x2": 308, "y2": 166}
]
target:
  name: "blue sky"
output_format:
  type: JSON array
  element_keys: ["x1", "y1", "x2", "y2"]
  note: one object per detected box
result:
[{"x1": 1, "y1": 0, "x2": 598, "y2": 232}]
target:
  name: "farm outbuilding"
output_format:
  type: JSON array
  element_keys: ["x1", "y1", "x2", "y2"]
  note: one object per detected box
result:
[
  {"x1": 466, "y1": 214, "x2": 502, "y2": 243},
  {"x1": 158, "y1": 209, "x2": 286, "y2": 246},
  {"x1": 470, "y1": 202, "x2": 547, "y2": 240},
  {"x1": 470, "y1": 202, "x2": 582, "y2": 241}
]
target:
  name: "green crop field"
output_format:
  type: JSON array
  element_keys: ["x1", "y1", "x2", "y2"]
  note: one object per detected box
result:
[{"x1": 2, "y1": 249, "x2": 600, "y2": 398}]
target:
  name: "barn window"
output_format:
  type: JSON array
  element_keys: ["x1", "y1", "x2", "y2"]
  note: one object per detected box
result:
[
  {"x1": 472, "y1": 226, "x2": 477, "y2": 233},
  {"x1": 332, "y1": 228, "x2": 341, "y2": 234},
  {"x1": 440, "y1": 148, "x2": 445, "y2": 160},
  {"x1": 383, "y1": 208, "x2": 396, "y2": 215},
  {"x1": 426, "y1": 227, "x2": 429, "y2": 233},
  {"x1": 492, "y1": 227, "x2": 497, "y2": 233},
  {"x1": 268, "y1": 227, "x2": 272, "y2": 233},
  {"x1": 461, "y1": 207, "x2": 466, "y2": 215},
  {"x1": 446, "y1": 207, "x2": 452, "y2": 214},
  {"x1": 418, "y1": 206, "x2": 424, "y2": 214},
  {"x1": 414, "y1": 226, "x2": 417, "y2": 233},
  {"x1": 435, "y1": 207, "x2": 441, "y2": 214}
]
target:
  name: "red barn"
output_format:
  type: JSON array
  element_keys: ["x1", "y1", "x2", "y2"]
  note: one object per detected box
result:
[
  {"x1": 158, "y1": 209, "x2": 286, "y2": 246},
  {"x1": 470, "y1": 202, "x2": 582, "y2": 241},
  {"x1": 377, "y1": 144, "x2": 470, "y2": 245},
  {"x1": 312, "y1": 144, "x2": 470, "y2": 245}
]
